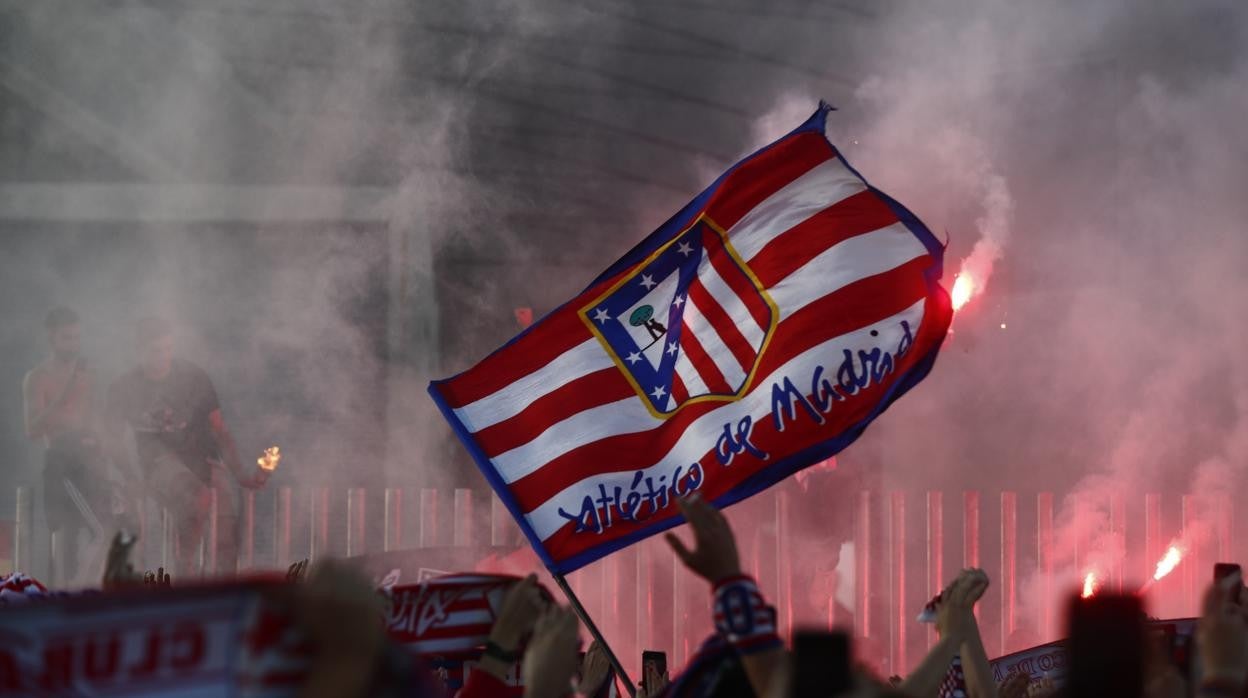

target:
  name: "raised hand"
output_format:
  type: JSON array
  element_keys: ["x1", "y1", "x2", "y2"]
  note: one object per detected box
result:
[
  {"x1": 101, "y1": 531, "x2": 140, "y2": 590},
  {"x1": 490, "y1": 573, "x2": 548, "y2": 655},
  {"x1": 1199, "y1": 583, "x2": 1248, "y2": 691},
  {"x1": 286, "y1": 558, "x2": 309, "y2": 583},
  {"x1": 578, "y1": 640, "x2": 612, "y2": 697},
  {"x1": 521, "y1": 606, "x2": 581, "y2": 698},
  {"x1": 142, "y1": 567, "x2": 172, "y2": 588},
  {"x1": 664, "y1": 495, "x2": 741, "y2": 584},
  {"x1": 638, "y1": 661, "x2": 670, "y2": 698},
  {"x1": 936, "y1": 568, "x2": 989, "y2": 642}
]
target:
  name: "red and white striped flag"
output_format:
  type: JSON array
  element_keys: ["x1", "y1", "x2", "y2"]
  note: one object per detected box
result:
[{"x1": 430, "y1": 103, "x2": 953, "y2": 573}]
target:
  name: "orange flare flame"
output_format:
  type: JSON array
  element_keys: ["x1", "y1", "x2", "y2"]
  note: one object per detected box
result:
[
  {"x1": 1153, "y1": 546, "x2": 1183, "y2": 581},
  {"x1": 951, "y1": 274, "x2": 975, "y2": 311},
  {"x1": 1082, "y1": 572, "x2": 1098, "y2": 599},
  {"x1": 258, "y1": 446, "x2": 282, "y2": 472}
]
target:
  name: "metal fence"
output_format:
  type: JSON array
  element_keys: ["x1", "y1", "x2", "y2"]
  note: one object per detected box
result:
[{"x1": 9, "y1": 486, "x2": 1237, "y2": 676}]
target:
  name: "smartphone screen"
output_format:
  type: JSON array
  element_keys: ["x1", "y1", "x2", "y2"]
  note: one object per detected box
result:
[
  {"x1": 1214, "y1": 563, "x2": 1242, "y2": 604},
  {"x1": 641, "y1": 650, "x2": 667, "y2": 687},
  {"x1": 793, "y1": 630, "x2": 851, "y2": 697}
]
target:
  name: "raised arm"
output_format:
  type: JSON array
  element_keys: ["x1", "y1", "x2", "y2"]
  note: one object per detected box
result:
[
  {"x1": 666, "y1": 494, "x2": 784, "y2": 696},
  {"x1": 955, "y1": 570, "x2": 996, "y2": 698},
  {"x1": 901, "y1": 569, "x2": 995, "y2": 698}
]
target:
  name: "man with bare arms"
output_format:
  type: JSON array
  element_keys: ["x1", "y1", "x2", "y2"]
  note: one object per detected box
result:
[{"x1": 22, "y1": 307, "x2": 109, "y2": 583}]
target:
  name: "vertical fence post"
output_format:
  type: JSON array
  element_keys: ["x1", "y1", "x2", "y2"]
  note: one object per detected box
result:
[
  {"x1": 925, "y1": 491, "x2": 943, "y2": 651},
  {"x1": 384, "y1": 488, "x2": 403, "y2": 552},
  {"x1": 1110, "y1": 492, "x2": 1125, "y2": 593},
  {"x1": 420, "y1": 488, "x2": 438, "y2": 548},
  {"x1": 310, "y1": 487, "x2": 329, "y2": 561},
  {"x1": 1000, "y1": 491, "x2": 1017, "y2": 655},
  {"x1": 889, "y1": 491, "x2": 906, "y2": 675},
  {"x1": 137, "y1": 499, "x2": 149, "y2": 572},
  {"x1": 776, "y1": 491, "x2": 793, "y2": 637},
  {"x1": 275, "y1": 487, "x2": 292, "y2": 567},
  {"x1": 161, "y1": 507, "x2": 173, "y2": 571},
  {"x1": 1217, "y1": 494, "x2": 1232, "y2": 562},
  {"x1": 1145, "y1": 493, "x2": 1162, "y2": 582},
  {"x1": 1182, "y1": 495, "x2": 1197, "y2": 612},
  {"x1": 206, "y1": 488, "x2": 219, "y2": 575},
  {"x1": 963, "y1": 491, "x2": 980, "y2": 569},
  {"x1": 1036, "y1": 492, "x2": 1054, "y2": 641},
  {"x1": 347, "y1": 488, "x2": 366, "y2": 556},
  {"x1": 636, "y1": 543, "x2": 652, "y2": 654},
  {"x1": 490, "y1": 496, "x2": 510, "y2": 547},
  {"x1": 242, "y1": 490, "x2": 256, "y2": 571},
  {"x1": 854, "y1": 490, "x2": 872, "y2": 641},
  {"x1": 453, "y1": 489, "x2": 473, "y2": 547},
  {"x1": 672, "y1": 542, "x2": 686, "y2": 667},
  {"x1": 14, "y1": 487, "x2": 31, "y2": 574}
]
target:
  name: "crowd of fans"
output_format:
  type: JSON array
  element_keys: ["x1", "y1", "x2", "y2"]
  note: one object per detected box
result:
[{"x1": 5, "y1": 492, "x2": 1248, "y2": 697}]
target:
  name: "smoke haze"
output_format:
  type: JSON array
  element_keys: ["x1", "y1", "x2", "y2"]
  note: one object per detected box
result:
[{"x1": 3, "y1": 0, "x2": 1247, "y2": 671}]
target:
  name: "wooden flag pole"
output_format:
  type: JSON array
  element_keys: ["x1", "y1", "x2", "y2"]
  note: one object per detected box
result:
[{"x1": 553, "y1": 573, "x2": 637, "y2": 697}]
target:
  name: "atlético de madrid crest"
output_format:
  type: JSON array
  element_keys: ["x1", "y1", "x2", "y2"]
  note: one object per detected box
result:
[{"x1": 580, "y1": 215, "x2": 778, "y2": 418}]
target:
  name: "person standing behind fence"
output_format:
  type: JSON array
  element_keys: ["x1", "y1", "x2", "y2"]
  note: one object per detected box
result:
[
  {"x1": 21, "y1": 306, "x2": 109, "y2": 584},
  {"x1": 104, "y1": 317, "x2": 259, "y2": 577}
]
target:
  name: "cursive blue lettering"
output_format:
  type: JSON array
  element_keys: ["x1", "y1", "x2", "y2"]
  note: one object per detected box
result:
[
  {"x1": 770, "y1": 376, "x2": 824, "y2": 431},
  {"x1": 714, "y1": 415, "x2": 770, "y2": 465}
]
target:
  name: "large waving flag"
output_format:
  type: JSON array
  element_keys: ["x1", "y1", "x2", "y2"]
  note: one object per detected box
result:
[{"x1": 430, "y1": 103, "x2": 953, "y2": 574}]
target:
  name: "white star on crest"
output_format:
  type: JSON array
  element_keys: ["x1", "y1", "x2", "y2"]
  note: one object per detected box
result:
[
  {"x1": 639, "y1": 274, "x2": 657, "y2": 290},
  {"x1": 676, "y1": 240, "x2": 694, "y2": 256},
  {"x1": 650, "y1": 385, "x2": 668, "y2": 400},
  {"x1": 592, "y1": 308, "x2": 611, "y2": 324},
  {"x1": 624, "y1": 352, "x2": 642, "y2": 365},
  {"x1": 666, "y1": 341, "x2": 679, "y2": 356},
  {"x1": 672, "y1": 296, "x2": 685, "y2": 308}
]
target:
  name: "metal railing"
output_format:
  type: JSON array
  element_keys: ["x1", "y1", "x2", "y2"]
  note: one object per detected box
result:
[{"x1": 9, "y1": 486, "x2": 1238, "y2": 676}]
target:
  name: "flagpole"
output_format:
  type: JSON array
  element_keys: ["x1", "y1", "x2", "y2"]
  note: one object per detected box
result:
[{"x1": 553, "y1": 573, "x2": 637, "y2": 697}]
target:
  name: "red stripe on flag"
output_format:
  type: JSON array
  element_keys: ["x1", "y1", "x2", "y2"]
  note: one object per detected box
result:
[
  {"x1": 703, "y1": 227, "x2": 771, "y2": 332},
  {"x1": 748, "y1": 190, "x2": 901, "y2": 288},
  {"x1": 686, "y1": 278, "x2": 755, "y2": 375},
  {"x1": 539, "y1": 289, "x2": 946, "y2": 560},
  {"x1": 671, "y1": 371, "x2": 690, "y2": 405},
  {"x1": 472, "y1": 369, "x2": 634, "y2": 457},
  {"x1": 506, "y1": 255, "x2": 935, "y2": 509},
  {"x1": 436, "y1": 311, "x2": 593, "y2": 408},
  {"x1": 677, "y1": 315, "x2": 734, "y2": 394},
  {"x1": 702, "y1": 132, "x2": 835, "y2": 229}
]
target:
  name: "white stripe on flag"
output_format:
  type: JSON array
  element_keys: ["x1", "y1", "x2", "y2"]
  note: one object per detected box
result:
[
  {"x1": 682, "y1": 295, "x2": 748, "y2": 389},
  {"x1": 523, "y1": 298, "x2": 927, "y2": 539},
  {"x1": 695, "y1": 258, "x2": 766, "y2": 348},
  {"x1": 673, "y1": 351, "x2": 711, "y2": 398},
  {"x1": 768, "y1": 222, "x2": 928, "y2": 319},
  {"x1": 728, "y1": 158, "x2": 866, "y2": 261},
  {"x1": 453, "y1": 339, "x2": 612, "y2": 433},
  {"x1": 491, "y1": 398, "x2": 655, "y2": 483},
  {"x1": 483, "y1": 225, "x2": 930, "y2": 478}
]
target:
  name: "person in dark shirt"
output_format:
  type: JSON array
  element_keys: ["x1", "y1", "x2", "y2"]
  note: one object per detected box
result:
[{"x1": 105, "y1": 317, "x2": 258, "y2": 576}]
